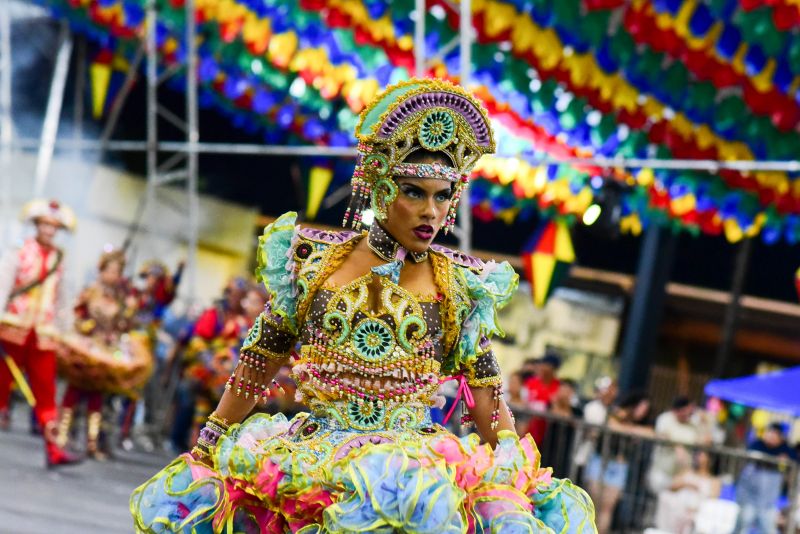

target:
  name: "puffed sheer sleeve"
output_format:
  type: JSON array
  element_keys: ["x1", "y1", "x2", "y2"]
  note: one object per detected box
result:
[
  {"x1": 228, "y1": 212, "x2": 300, "y2": 400},
  {"x1": 455, "y1": 260, "x2": 518, "y2": 387}
]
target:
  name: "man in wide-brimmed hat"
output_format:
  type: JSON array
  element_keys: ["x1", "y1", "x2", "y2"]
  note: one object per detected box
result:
[{"x1": 0, "y1": 199, "x2": 80, "y2": 467}]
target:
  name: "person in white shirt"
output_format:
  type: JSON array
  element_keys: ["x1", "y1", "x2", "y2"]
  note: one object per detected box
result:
[{"x1": 648, "y1": 397, "x2": 705, "y2": 494}]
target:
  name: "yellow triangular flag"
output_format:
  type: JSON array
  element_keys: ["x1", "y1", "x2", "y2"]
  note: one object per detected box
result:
[
  {"x1": 553, "y1": 221, "x2": 575, "y2": 262},
  {"x1": 90, "y1": 62, "x2": 112, "y2": 119},
  {"x1": 531, "y1": 252, "x2": 556, "y2": 308},
  {"x1": 306, "y1": 166, "x2": 333, "y2": 220}
]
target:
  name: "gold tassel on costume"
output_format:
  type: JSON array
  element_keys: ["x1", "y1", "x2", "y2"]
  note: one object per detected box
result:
[{"x1": 56, "y1": 407, "x2": 73, "y2": 449}]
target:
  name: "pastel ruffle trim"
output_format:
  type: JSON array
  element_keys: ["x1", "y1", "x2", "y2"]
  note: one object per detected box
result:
[
  {"x1": 255, "y1": 211, "x2": 299, "y2": 335},
  {"x1": 130, "y1": 414, "x2": 595, "y2": 533},
  {"x1": 456, "y1": 260, "x2": 519, "y2": 365}
]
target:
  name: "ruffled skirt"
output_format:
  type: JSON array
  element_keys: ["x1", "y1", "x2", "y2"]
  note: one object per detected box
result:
[{"x1": 131, "y1": 413, "x2": 595, "y2": 533}]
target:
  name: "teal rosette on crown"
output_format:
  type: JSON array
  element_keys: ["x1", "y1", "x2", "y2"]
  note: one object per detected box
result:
[
  {"x1": 455, "y1": 261, "x2": 519, "y2": 368},
  {"x1": 255, "y1": 211, "x2": 300, "y2": 335}
]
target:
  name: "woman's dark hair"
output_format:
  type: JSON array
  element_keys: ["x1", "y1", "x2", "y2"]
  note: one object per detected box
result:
[
  {"x1": 559, "y1": 378, "x2": 578, "y2": 391},
  {"x1": 98, "y1": 250, "x2": 126, "y2": 272}
]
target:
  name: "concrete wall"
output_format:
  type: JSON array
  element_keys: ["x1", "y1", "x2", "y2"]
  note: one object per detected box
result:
[{"x1": 494, "y1": 282, "x2": 623, "y2": 394}]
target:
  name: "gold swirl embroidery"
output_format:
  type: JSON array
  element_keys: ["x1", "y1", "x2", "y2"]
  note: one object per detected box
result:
[
  {"x1": 294, "y1": 235, "x2": 360, "y2": 328},
  {"x1": 432, "y1": 251, "x2": 471, "y2": 373},
  {"x1": 322, "y1": 273, "x2": 427, "y2": 351}
]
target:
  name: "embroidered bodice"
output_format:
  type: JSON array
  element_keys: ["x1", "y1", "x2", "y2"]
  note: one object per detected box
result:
[
  {"x1": 292, "y1": 272, "x2": 446, "y2": 430},
  {"x1": 76, "y1": 280, "x2": 135, "y2": 343},
  {"x1": 236, "y1": 212, "x2": 517, "y2": 432}
]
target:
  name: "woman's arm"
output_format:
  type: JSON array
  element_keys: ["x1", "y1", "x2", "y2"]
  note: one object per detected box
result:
[
  {"x1": 469, "y1": 385, "x2": 516, "y2": 448},
  {"x1": 73, "y1": 288, "x2": 94, "y2": 334},
  {"x1": 709, "y1": 477, "x2": 722, "y2": 498},
  {"x1": 212, "y1": 359, "x2": 286, "y2": 423},
  {"x1": 190, "y1": 356, "x2": 286, "y2": 464},
  {"x1": 190, "y1": 309, "x2": 297, "y2": 463}
]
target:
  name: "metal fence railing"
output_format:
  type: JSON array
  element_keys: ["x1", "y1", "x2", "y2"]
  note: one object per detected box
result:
[{"x1": 514, "y1": 408, "x2": 799, "y2": 534}]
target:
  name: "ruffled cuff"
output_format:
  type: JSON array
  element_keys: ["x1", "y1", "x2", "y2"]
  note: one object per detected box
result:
[{"x1": 255, "y1": 211, "x2": 300, "y2": 335}]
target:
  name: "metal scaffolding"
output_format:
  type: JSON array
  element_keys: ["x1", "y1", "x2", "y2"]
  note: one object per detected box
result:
[{"x1": 141, "y1": 0, "x2": 200, "y2": 301}]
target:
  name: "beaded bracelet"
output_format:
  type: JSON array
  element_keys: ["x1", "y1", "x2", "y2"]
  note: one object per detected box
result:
[
  {"x1": 225, "y1": 350, "x2": 287, "y2": 403},
  {"x1": 191, "y1": 413, "x2": 230, "y2": 460}
]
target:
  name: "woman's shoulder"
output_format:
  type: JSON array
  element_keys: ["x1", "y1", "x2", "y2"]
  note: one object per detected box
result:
[
  {"x1": 296, "y1": 226, "x2": 361, "y2": 247},
  {"x1": 291, "y1": 222, "x2": 362, "y2": 271},
  {"x1": 430, "y1": 244, "x2": 485, "y2": 273},
  {"x1": 258, "y1": 212, "x2": 361, "y2": 263},
  {"x1": 430, "y1": 244, "x2": 518, "y2": 297}
]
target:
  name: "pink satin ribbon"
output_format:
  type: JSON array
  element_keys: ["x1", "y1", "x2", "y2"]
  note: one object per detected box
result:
[{"x1": 440, "y1": 374, "x2": 475, "y2": 424}]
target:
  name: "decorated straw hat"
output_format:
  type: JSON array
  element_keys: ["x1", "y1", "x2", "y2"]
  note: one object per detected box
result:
[{"x1": 20, "y1": 199, "x2": 77, "y2": 231}]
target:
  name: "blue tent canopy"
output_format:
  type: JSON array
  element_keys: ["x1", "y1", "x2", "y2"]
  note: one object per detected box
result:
[{"x1": 704, "y1": 367, "x2": 800, "y2": 417}]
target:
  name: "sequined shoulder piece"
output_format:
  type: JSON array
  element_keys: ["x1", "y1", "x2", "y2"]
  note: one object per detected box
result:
[
  {"x1": 430, "y1": 244, "x2": 484, "y2": 273},
  {"x1": 292, "y1": 228, "x2": 361, "y2": 329},
  {"x1": 298, "y1": 227, "x2": 360, "y2": 246}
]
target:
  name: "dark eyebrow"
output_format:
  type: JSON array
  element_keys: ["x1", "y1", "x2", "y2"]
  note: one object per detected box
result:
[
  {"x1": 398, "y1": 180, "x2": 453, "y2": 198},
  {"x1": 398, "y1": 181, "x2": 424, "y2": 192},
  {"x1": 436, "y1": 186, "x2": 454, "y2": 197}
]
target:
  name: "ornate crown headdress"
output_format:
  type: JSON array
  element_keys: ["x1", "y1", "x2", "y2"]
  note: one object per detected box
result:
[{"x1": 343, "y1": 78, "x2": 496, "y2": 233}]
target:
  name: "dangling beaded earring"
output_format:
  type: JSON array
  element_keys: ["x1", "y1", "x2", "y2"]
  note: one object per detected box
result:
[{"x1": 444, "y1": 175, "x2": 469, "y2": 234}]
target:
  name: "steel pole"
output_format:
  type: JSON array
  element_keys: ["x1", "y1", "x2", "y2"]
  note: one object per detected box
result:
[
  {"x1": 414, "y1": 0, "x2": 426, "y2": 77},
  {"x1": 185, "y1": 0, "x2": 199, "y2": 303},
  {"x1": 712, "y1": 238, "x2": 753, "y2": 379},
  {"x1": 34, "y1": 22, "x2": 72, "y2": 197},
  {"x1": 0, "y1": 0, "x2": 13, "y2": 243},
  {"x1": 144, "y1": 0, "x2": 158, "y2": 220}
]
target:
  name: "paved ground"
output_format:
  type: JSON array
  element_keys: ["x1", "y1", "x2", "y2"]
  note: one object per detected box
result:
[{"x1": 0, "y1": 404, "x2": 173, "y2": 534}]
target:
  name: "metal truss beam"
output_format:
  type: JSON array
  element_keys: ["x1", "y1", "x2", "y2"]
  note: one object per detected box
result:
[
  {"x1": 6, "y1": 137, "x2": 800, "y2": 172},
  {"x1": 139, "y1": 0, "x2": 200, "y2": 302}
]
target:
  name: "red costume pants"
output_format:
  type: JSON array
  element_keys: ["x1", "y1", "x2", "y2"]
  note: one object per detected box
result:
[
  {"x1": 61, "y1": 384, "x2": 103, "y2": 413},
  {"x1": 0, "y1": 330, "x2": 58, "y2": 427}
]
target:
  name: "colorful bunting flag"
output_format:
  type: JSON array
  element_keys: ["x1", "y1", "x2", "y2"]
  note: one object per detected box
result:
[
  {"x1": 522, "y1": 220, "x2": 575, "y2": 308},
  {"x1": 89, "y1": 49, "x2": 113, "y2": 119},
  {"x1": 306, "y1": 165, "x2": 333, "y2": 220}
]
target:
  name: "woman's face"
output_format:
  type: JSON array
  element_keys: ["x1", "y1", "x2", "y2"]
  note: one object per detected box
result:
[
  {"x1": 694, "y1": 450, "x2": 710, "y2": 471},
  {"x1": 632, "y1": 399, "x2": 651, "y2": 422},
  {"x1": 100, "y1": 260, "x2": 123, "y2": 286},
  {"x1": 381, "y1": 177, "x2": 453, "y2": 253}
]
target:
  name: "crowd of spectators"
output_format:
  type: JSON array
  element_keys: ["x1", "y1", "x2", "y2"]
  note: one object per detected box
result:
[{"x1": 506, "y1": 349, "x2": 800, "y2": 534}]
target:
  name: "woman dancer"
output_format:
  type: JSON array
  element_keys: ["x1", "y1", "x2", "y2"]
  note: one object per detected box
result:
[
  {"x1": 131, "y1": 79, "x2": 595, "y2": 533},
  {"x1": 57, "y1": 248, "x2": 143, "y2": 459}
]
